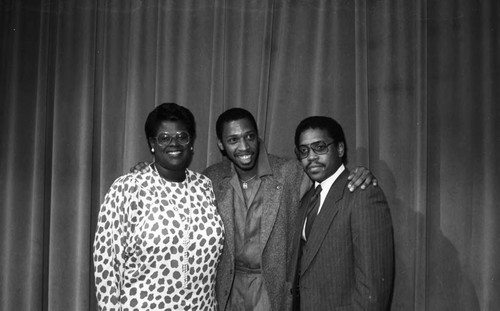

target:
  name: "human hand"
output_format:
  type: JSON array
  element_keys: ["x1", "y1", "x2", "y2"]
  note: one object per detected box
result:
[
  {"x1": 347, "y1": 166, "x2": 378, "y2": 192},
  {"x1": 130, "y1": 161, "x2": 151, "y2": 173}
]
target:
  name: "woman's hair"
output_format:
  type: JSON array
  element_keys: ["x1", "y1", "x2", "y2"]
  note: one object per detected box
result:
[{"x1": 145, "y1": 103, "x2": 196, "y2": 148}]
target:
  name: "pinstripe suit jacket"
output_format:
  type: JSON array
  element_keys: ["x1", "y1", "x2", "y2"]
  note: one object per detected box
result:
[{"x1": 287, "y1": 169, "x2": 394, "y2": 311}]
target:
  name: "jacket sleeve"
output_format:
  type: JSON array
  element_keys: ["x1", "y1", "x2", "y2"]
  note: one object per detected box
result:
[
  {"x1": 351, "y1": 186, "x2": 394, "y2": 310},
  {"x1": 93, "y1": 177, "x2": 130, "y2": 310}
]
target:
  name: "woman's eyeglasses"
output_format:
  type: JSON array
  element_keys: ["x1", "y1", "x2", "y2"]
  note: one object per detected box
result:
[{"x1": 154, "y1": 131, "x2": 190, "y2": 147}]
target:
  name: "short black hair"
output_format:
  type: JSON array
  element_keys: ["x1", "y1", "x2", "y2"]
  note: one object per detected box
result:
[
  {"x1": 215, "y1": 108, "x2": 258, "y2": 139},
  {"x1": 145, "y1": 103, "x2": 196, "y2": 149},
  {"x1": 294, "y1": 116, "x2": 348, "y2": 164}
]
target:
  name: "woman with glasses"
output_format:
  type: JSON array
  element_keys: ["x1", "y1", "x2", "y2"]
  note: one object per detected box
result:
[{"x1": 93, "y1": 103, "x2": 224, "y2": 310}]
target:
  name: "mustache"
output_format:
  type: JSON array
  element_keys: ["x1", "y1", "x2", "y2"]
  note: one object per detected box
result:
[{"x1": 306, "y1": 162, "x2": 324, "y2": 170}]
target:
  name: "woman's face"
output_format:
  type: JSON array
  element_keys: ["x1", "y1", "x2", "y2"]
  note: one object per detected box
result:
[{"x1": 150, "y1": 120, "x2": 193, "y2": 174}]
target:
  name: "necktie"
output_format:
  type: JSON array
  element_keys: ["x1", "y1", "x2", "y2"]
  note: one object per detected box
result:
[{"x1": 304, "y1": 185, "x2": 322, "y2": 240}]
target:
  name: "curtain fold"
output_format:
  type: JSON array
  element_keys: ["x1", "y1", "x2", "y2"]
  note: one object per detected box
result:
[
  {"x1": 1, "y1": 0, "x2": 498, "y2": 310},
  {"x1": 426, "y1": 1, "x2": 500, "y2": 309},
  {"x1": 363, "y1": 1, "x2": 430, "y2": 309}
]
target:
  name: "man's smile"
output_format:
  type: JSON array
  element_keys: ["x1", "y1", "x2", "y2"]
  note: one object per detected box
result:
[{"x1": 236, "y1": 153, "x2": 254, "y2": 163}]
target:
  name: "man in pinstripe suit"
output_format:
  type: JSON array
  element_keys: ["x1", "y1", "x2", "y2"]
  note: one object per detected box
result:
[{"x1": 287, "y1": 116, "x2": 394, "y2": 310}]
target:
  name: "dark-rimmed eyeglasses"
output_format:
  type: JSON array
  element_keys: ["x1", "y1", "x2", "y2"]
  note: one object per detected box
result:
[
  {"x1": 153, "y1": 131, "x2": 190, "y2": 147},
  {"x1": 295, "y1": 141, "x2": 334, "y2": 159}
]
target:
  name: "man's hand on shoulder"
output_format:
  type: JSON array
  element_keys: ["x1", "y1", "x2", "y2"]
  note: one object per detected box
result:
[{"x1": 347, "y1": 166, "x2": 378, "y2": 192}]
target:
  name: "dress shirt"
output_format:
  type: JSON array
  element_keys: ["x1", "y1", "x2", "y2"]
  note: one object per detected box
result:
[{"x1": 302, "y1": 164, "x2": 345, "y2": 240}]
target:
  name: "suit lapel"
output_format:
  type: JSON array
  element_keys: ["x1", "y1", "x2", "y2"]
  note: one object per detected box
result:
[
  {"x1": 290, "y1": 187, "x2": 315, "y2": 277},
  {"x1": 295, "y1": 187, "x2": 316, "y2": 246},
  {"x1": 300, "y1": 170, "x2": 350, "y2": 274},
  {"x1": 260, "y1": 177, "x2": 283, "y2": 252},
  {"x1": 215, "y1": 175, "x2": 236, "y2": 260}
]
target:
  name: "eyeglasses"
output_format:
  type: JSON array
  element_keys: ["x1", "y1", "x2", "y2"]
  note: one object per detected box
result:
[
  {"x1": 295, "y1": 141, "x2": 334, "y2": 159},
  {"x1": 153, "y1": 131, "x2": 190, "y2": 146}
]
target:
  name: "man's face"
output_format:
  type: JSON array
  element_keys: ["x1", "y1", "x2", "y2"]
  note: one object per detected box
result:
[
  {"x1": 217, "y1": 118, "x2": 260, "y2": 172},
  {"x1": 297, "y1": 128, "x2": 344, "y2": 183}
]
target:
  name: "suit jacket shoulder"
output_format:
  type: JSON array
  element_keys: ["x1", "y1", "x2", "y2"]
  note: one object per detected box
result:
[{"x1": 266, "y1": 154, "x2": 304, "y2": 182}]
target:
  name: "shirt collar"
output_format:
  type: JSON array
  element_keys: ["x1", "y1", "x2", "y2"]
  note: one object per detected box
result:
[{"x1": 315, "y1": 164, "x2": 345, "y2": 196}]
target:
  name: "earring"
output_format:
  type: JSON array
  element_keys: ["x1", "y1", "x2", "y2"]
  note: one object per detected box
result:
[
  {"x1": 151, "y1": 148, "x2": 154, "y2": 153},
  {"x1": 190, "y1": 146, "x2": 194, "y2": 151}
]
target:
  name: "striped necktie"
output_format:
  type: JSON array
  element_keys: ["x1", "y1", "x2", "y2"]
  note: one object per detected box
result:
[{"x1": 304, "y1": 185, "x2": 322, "y2": 240}]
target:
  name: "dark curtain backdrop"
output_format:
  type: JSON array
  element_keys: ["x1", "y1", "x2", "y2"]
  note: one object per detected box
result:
[{"x1": 1, "y1": 0, "x2": 499, "y2": 310}]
